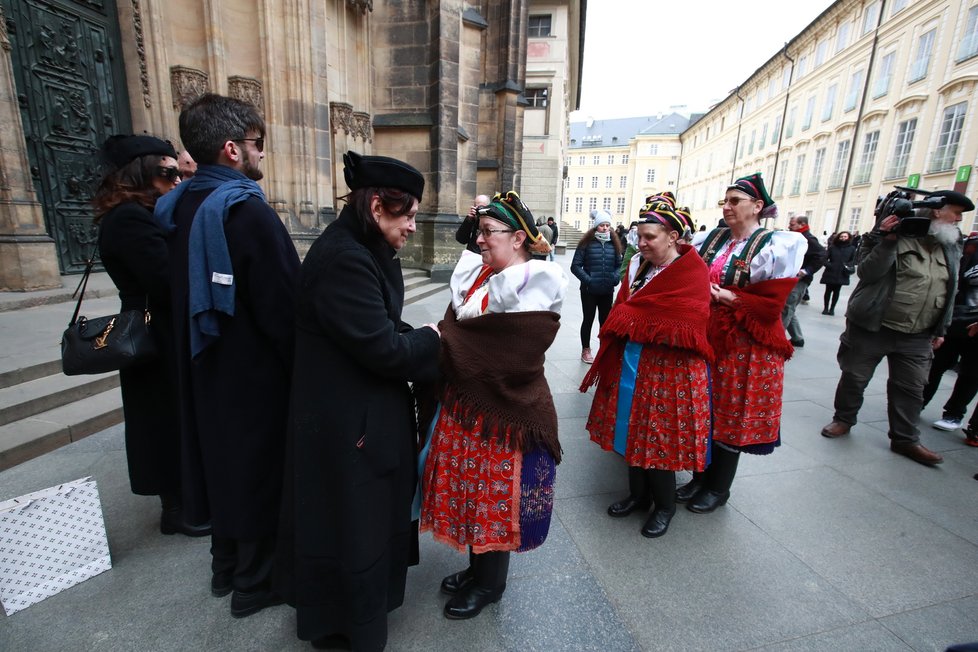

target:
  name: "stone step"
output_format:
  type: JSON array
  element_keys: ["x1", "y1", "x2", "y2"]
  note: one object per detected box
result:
[
  {"x1": 0, "y1": 359, "x2": 64, "y2": 390},
  {"x1": 0, "y1": 370, "x2": 120, "y2": 427},
  {"x1": 0, "y1": 386, "x2": 123, "y2": 471},
  {"x1": 403, "y1": 275, "x2": 432, "y2": 292},
  {"x1": 405, "y1": 282, "x2": 448, "y2": 306}
]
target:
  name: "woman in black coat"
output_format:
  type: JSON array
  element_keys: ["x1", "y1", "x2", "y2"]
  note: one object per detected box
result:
[
  {"x1": 819, "y1": 230, "x2": 856, "y2": 315},
  {"x1": 281, "y1": 152, "x2": 441, "y2": 652},
  {"x1": 93, "y1": 135, "x2": 207, "y2": 536},
  {"x1": 571, "y1": 210, "x2": 623, "y2": 363}
]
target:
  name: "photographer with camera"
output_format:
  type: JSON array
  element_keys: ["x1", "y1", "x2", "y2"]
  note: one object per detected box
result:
[{"x1": 820, "y1": 188, "x2": 973, "y2": 466}]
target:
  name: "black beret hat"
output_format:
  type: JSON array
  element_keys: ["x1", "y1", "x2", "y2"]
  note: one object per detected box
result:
[
  {"x1": 100, "y1": 135, "x2": 177, "y2": 169},
  {"x1": 343, "y1": 150, "x2": 424, "y2": 201},
  {"x1": 929, "y1": 190, "x2": 975, "y2": 212}
]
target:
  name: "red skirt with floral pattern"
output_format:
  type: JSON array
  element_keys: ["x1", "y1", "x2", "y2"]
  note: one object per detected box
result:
[
  {"x1": 711, "y1": 328, "x2": 785, "y2": 447},
  {"x1": 587, "y1": 343, "x2": 711, "y2": 472}
]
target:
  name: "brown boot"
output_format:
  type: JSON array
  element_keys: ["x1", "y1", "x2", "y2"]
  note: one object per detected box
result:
[{"x1": 820, "y1": 421, "x2": 851, "y2": 438}]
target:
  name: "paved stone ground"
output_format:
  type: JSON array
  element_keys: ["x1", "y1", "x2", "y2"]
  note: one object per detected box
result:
[{"x1": 2, "y1": 251, "x2": 977, "y2": 651}]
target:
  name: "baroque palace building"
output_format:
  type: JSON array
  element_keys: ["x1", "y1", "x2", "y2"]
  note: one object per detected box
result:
[
  {"x1": 679, "y1": 0, "x2": 978, "y2": 235},
  {"x1": 0, "y1": 0, "x2": 584, "y2": 290}
]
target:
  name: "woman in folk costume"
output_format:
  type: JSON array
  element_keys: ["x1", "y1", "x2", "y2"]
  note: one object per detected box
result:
[
  {"x1": 581, "y1": 200, "x2": 713, "y2": 538},
  {"x1": 420, "y1": 191, "x2": 567, "y2": 620},
  {"x1": 680, "y1": 173, "x2": 805, "y2": 513}
]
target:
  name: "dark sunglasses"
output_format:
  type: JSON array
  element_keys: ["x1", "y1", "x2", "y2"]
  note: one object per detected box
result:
[
  {"x1": 156, "y1": 166, "x2": 181, "y2": 182},
  {"x1": 234, "y1": 137, "x2": 265, "y2": 153}
]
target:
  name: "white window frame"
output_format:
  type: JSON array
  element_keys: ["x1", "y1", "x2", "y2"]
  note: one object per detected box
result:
[
  {"x1": 886, "y1": 118, "x2": 917, "y2": 179},
  {"x1": 929, "y1": 102, "x2": 967, "y2": 172},
  {"x1": 908, "y1": 28, "x2": 936, "y2": 83}
]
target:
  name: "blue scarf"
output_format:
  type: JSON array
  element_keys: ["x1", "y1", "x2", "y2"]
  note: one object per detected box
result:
[{"x1": 154, "y1": 164, "x2": 266, "y2": 358}]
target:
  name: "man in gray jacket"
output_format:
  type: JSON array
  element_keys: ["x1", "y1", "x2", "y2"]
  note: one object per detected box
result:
[{"x1": 820, "y1": 191, "x2": 973, "y2": 466}]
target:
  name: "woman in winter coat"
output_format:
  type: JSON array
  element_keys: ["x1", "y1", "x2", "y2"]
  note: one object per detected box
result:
[
  {"x1": 93, "y1": 135, "x2": 208, "y2": 537},
  {"x1": 572, "y1": 209, "x2": 623, "y2": 363},
  {"x1": 820, "y1": 231, "x2": 856, "y2": 315}
]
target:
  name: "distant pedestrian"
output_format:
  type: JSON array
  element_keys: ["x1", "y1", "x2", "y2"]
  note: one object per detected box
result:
[
  {"x1": 572, "y1": 209, "x2": 623, "y2": 363},
  {"x1": 819, "y1": 230, "x2": 856, "y2": 315},
  {"x1": 781, "y1": 214, "x2": 826, "y2": 347},
  {"x1": 456, "y1": 193, "x2": 491, "y2": 254}
]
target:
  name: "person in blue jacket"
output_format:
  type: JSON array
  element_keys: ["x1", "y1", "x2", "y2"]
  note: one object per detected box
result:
[{"x1": 572, "y1": 209, "x2": 623, "y2": 363}]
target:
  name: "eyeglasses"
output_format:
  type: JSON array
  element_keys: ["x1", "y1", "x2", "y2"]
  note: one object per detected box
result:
[
  {"x1": 478, "y1": 228, "x2": 515, "y2": 238},
  {"x1": 156, "y1": 166, "x2": 181, "y2": 182},
  {"x1": 233, "y1": 137, "x2": 265, "y2": 153},
  {"x1": 717, "y1": 196, "x2": 759, "y2": 207}
]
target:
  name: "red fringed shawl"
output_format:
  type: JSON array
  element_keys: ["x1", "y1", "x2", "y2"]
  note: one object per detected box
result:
[
  {"x1": 710, "y1": 277, "x2": 797, "y2": 359},
  {"x1": 581, "y1": 245, "x2": 713, "y2": 391},
  {"x1": 437, "y1": 305, "x2": 563, "y2": 462}
]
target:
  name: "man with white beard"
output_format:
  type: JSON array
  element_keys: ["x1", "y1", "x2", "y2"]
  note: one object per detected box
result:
[{"x1": 820, "y1": 191, "x2": 974, "y2": 466}]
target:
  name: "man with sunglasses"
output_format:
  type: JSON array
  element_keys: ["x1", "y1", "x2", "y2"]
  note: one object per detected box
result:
[{"x1": 155, "y1": 93, "x2": 300, "y2": 619}]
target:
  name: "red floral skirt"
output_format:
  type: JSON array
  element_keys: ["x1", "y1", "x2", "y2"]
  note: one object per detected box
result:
[
  {"x1": 587, "y1": 342, "x2": 711, "y2": 472},
  {"x1": 712, "y1": 329, "x2": 785, "y2": 447},
  {"x1": 420, "y1": 410, "x2": 555, "y2": 553}
]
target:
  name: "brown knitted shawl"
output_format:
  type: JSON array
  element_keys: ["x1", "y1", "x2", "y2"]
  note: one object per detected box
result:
[{"x1": 437, "y1": 305, "x2": 562, "y2": 463}]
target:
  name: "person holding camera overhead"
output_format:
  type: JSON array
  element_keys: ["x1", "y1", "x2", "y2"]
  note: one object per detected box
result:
[{"x1": 820, "y1": 189, "x2": 975, "y2": 466}]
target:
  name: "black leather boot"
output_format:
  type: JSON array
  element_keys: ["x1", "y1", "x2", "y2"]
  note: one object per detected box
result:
[
  {"x1": 440, "y1": 548, "x2": 476, "y2": 595},
  {"x1": 641, "y1": 469, "x2": 676, "y2": 538},
  {"x1": 444, "y1": 551, "x2": 509, "y2": 620},
  {"x1": 687, "y1": 444, "x2": 740, "y2": 514},
  {"x1": 160, "y1": 494, "x2": 212, "y2": 537},
  {"x1": 675, "y1": 471, "x2": 705, "y2": 503},
  {"x1": 607, "y1": 466, "x2": 652, "y2": 517}
]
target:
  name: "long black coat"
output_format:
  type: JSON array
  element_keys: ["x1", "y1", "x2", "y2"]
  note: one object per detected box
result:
[
  {"x1": 168, "y1": 191, "x2": 300, "y2": 538},
  {"x1": 820, "y1": 241, "x2": 857, "y2": 286},
  {"x1": 98, "y1": 202, "x2": 180, "y2": 497},
  {"x1": 280, "y1": 207, "x2": 440, "y2": 651}
]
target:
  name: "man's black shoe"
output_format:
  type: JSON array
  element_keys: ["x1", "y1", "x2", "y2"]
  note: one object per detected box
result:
[{"x1": 230, "y1": 589, "x2": 283, "y2": 618}]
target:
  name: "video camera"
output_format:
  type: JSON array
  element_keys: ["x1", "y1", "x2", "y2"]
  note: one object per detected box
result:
[{"x1": 874, "y1": 186, "x2": 948, "y2": 237}]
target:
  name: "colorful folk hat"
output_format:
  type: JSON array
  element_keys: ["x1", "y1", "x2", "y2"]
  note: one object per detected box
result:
[
  {"x1": 481, "y1": 190, "x2": 551, "y2": 255},
  {"x1": 727, "y1": 172, "x2": 777, "y2": 219}
]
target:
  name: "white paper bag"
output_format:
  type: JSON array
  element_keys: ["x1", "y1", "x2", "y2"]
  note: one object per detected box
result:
[{"x1": 0, "y1": 477, "x2": 112, "y2": 615}]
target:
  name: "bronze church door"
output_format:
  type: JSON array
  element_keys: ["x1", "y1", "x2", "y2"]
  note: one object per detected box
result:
[{"x1": 2, "y1": 0, "x2": 132, "y2": 272}]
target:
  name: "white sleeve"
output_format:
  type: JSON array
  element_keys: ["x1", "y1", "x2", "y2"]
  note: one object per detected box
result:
[
  {"x1": 749, "y1": 231, "x2": 806, "y2": 282},
  {"x1": 450, "y1": 250, "x2": 487, "y2": 313},
  {"x1": 488, "y1": 260, "x2": 568, "y2": 314}
]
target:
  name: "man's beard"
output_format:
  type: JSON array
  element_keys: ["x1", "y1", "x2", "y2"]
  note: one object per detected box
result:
[
  {"x1": 242, "y1": 158, "x2": 264, "y2": 181},
  {"x1": 929, "y1": 219, "x2": 960, "y2": 246}
]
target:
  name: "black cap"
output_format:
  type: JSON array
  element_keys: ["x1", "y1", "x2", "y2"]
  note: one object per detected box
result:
[
  {"x1": 343, "y1": 150, "x2": 424, "y2": 201},
  {"x1": 100, "y1": 135, "x2": 177, "y2": 169},
  {"x1": 929, "y1": 190, "x2": 975, "y2": 212}
]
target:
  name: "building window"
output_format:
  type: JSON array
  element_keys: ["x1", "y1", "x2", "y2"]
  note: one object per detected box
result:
[
  {"x1": 797, "y1": 55, "x2": 808, "y2": 79},
  {"x1": 908, "y1": 29, "x2": 936, "y2": 83},
  {"x1": 854, "y1": 130, "x2": 880, "y2": 184},
  {"x1": 886, "y1": 118, "x2": 917, "y2": 179},
  {"x1": 564, "y1": 177, "x2": 569, "y2": 189},
  {"x1": 872, "y1": 51, "x2": 895, "y2": 98},
  {"x1": 774, "y1": 159, "x2": 790, "y2": 197},
  {"x1": 815, "y1": 40, "x2": 828, "y2": 67},
  {"x1": 930, "y1": 102, "x2": 967, "y2": 172},
  {"x1": 528, "y1": 14, "x2": 552, "y2": 37},
  {"x1": 844, "y1": 69, "x2": 864, "y2": 111},
  {"x1": 617, "y1": 197, "x2": 626, "y2": 214},
  {"x1": 809, "y1": 147, "x2": 827, "y2": 192},
  {"x1": 768, "y1": 77, "x2": 778, "y2": 99},
  {"x1": 591, "y1": 176, "x2": 598, "y2": 189},
  {"x1": 649, "y1": 144, "x2": 659, "y2": 155},
  {"x1": 957, "y1": 5, "x2": 978, "y2": 61},
  {"x1": 602, "y1": 197, "x2": 612, "y2": 211},
  {"x1": 791, "y1": 154, "x2": 806, "y2": 195},
  {"x1": 759, "y1": 122, "x2": 769, "y2": 149},
  {"x1": 564, "y1": 197, "x2": 569, "y2": 212},
  {"x1": 748, "y1": 130, "x2": 756, "y2": 155},
  {"x1": 593, "y1": 155, "x2": 600, "y2": 165},
  {"x1": 891, "y1": 0, "x2": 908, "y2": 15},
  {"x1": 829, "y1": 139, "x2": 852, "y2": 188},
  {"x1": 782, "y1": 66, "x2": 792, "y2": 90},
  {"x1": 621, "y1": 154, "x2": 629, "y2": 165},
  {"x1": 607, "y1": 154, "x2": 615, "y2": 165},
  {"x1": 619, "y1": 176, "x2": 627, "y2": 188},
  {"x1": 525, "y1": 87, "x2": 548, "y2": 108},
  {"x1": 576, "y1": 176, "x2": 583, "y2": 189},
  {"x1": 605, "y1": 176, "x2": 612, "y2": 189},
  {"x1": 802, "y1": 96, "x2": 816, "y2": 131},
  {"x1": 589, "y1": 197, "x2": 597, "y2": 211},
  {"x1": 574, "y1": 197, "x2": 583, "y2": 213},
  {"x1": 578, "y1": 155, "x2": 585, "y2": 165},
  {"x1": 786, "y1": 106, "x2": 797, "y2": 138},
  {"x1": 862, "y1": 1, "x2": 881, "y2": 35},
  {"x1": 821, "y1": 84, "x2": 837, "y2": 122},
  {"x1": 582, "y1": 135, "x2": 602, "y2": 146},
  {"x1": 848, "y1": 207, "x2": 862, "y2": 232},
  {"x1": 707, "y1": 152, "x2": 713, "y2": 172},
  {"x1": 836, "y1": 21, "x2": 851, "y2": 53},
  {"x1": 564, "y1": 156, "x2": 570, "y2": 166},
  {"x1": 646, "y1": 169, "x2": 656, "y2": 183},
  {"x1": 772, "y1": 114, "x2": 782, "y2": 143}
]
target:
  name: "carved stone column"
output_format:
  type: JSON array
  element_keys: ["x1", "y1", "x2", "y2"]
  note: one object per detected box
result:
[{"x1": 0, "y1": 5, "x2": 60, "y2": 290}]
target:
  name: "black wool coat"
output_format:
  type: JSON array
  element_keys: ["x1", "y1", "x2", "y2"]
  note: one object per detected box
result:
[
  {"x1": 168, "y1": 191, "x2": 300, "y2": 538},
  {"x1": 98, "y1": 202, "x2": 180, "y2": 497},
  {"x1": 820, "y1": 242, "x2": 857, "y2": 286},
  {"x1": 278, "y1": 206, "x2": 440, "y2": 651}
]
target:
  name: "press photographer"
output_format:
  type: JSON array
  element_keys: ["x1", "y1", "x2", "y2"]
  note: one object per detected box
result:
[{"x1": 820, "y1": 187, "x2": 975, "y2": 466}]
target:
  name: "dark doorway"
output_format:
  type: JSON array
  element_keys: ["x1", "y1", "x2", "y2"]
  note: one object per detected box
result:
[{"x1": 2, "y1": 0, "x2": 132, "y2": 272}]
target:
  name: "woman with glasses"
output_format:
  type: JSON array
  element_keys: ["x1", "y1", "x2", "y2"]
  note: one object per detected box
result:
[
  {"x1": 680, "y1": 173, "x2": 805, "y2": 513},
  {"x1": 420, "y1": 191, "x2": 567, "y2": 620},
  {"x1": 93, "y1": 135, "x2": 206, "y2": 537},
  {"x1": 582, "y1": 200, "x2": 712, "y2": 539},
  {"x1": 572, "y1": 209, "x2": 623, "y2": 363}
]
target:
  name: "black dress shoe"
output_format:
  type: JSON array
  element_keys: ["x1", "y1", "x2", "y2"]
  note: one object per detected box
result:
[
  {"x1": 311, "y1": 633, "x2": 352, "y2": 650},
  {"x1": 675, "y1": 477, "x2": 704, "y2": 503},
  {"x1": 211, "y1": 572, "x2": 232, "y2": 598},
  {"x1": 160, "y1": 509, "x2": 212, "y2": 538},
  {"x1": 686, "y1": 489, "x2": 730, "y2": 513},
  {"x1": 790, "y1": 339, "x2": 805, "y2": 347},
  {"x1": 440, "y1": 567, "x2": 473, "y2": 595},
  {"x1": 607, "y1": 496, "x2": 651, "y2": 517},
  {"x1": 640, "y1": 508, "x2": 676, "y2": 538},
  {"x1": 444, "y1": 584, "x2": 505, "y2": 620},
  {"x1": 230, "y1": 589, "x2": 283, "y2": 618}
]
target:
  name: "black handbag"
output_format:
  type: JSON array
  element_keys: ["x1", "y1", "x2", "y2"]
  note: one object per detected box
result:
[{"x1": 61, "y1": 259, "x2": 158, "y2": 376}]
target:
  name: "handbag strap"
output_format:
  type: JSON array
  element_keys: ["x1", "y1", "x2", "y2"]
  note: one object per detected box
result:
[{"x1": 69, "y1": 259, "x2": 96, "y2": 326}]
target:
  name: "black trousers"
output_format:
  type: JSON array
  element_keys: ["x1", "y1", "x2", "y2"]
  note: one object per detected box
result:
[
  {"x1": 212, "y1": 535, "x2": 276, "y2": 593},
  {"x1": 922, "y1": 320, "x2": 978, "y2": 420},
  {"x1": 580, "y1": 290, "x2": 613, "y2": 348},
  {"x1": 823, "y1": 284, "x2": 843, "y2": 311}
]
